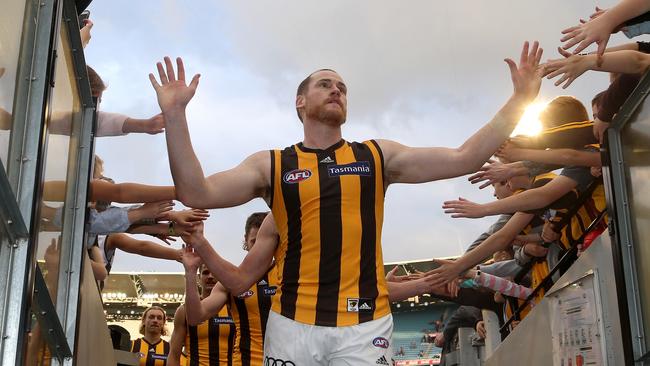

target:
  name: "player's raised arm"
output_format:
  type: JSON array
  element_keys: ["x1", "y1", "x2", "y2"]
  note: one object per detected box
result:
[
  {"x1": 378, "y1": 41, "x2": 544, "y2": 184},
  {"x1": 149, "y1": 57, "x2": 269, "y2": 208},
  {"x1": 183, "y1": 215, "x2": 278, "y2": 296}
]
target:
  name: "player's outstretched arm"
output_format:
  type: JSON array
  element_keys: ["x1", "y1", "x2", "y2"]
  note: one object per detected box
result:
[
  {"x1": 180, "y1": 247, "x2": 230, "y2": 325},
  {"x1": 167, "y1": 306, "x2": 187, "y2": 366},
  {"x1": 149, "y1": 57, "x2": 269, "y2": 209},
  {"x1": 378, "y1": 41, "x2": 544, "y2": 184},
  {"x1": 183, "y1": 216, "x2": 277, "y2": 296}
]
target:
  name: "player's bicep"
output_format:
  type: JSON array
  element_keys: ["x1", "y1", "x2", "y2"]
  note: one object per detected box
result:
[
  {"x1": 379, "y1": 139, "x2": 464, "y2": 184},
  {"x1": 204, "y1": 151, "x2": 269, "y2": 207}
]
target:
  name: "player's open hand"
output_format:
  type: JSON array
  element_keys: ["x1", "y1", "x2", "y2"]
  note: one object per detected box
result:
[
  {"x1": 149, "y1": 56, "x2": 200, "y2": 113},
  {"x1": 506, "y1": 41, "x2": 544, "y2": 102},
  {"x1": 180, "y1": 245, "x2": 203, "y2": 273}
]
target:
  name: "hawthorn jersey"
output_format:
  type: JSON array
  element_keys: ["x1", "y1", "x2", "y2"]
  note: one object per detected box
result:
[
  {"x1": 184, "y1": 307, "x2": 235, "y2": 366},
  {"x1": 269, "y1": 139, "x2": 390, "y2": 327},
  {"x1": 131, "y1": 338, "x2": 170, "y2": 366},
  {"x1": 229, "y1": 267, "x2": 278, "y2": 365}
]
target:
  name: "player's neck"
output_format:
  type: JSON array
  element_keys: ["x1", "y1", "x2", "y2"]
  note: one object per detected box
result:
[
  {"x1": 143, "y1": 333, "x2": 161, "y2": 345},
  {"x1": 302, "y1": 121, "x2": 342, "y2": 150}
]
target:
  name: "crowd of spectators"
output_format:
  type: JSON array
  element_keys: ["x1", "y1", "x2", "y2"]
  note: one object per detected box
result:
[{"x1": 415, "y1": 2, "x2": 650, "y2": 363}]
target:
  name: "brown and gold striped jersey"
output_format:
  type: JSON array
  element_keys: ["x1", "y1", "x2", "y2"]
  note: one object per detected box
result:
[
  {"x1": 184, "y1": 307, "x2": 235, "y2": 366},
  {"x1": 269, "y1": 139, "x2": 390, "y2": 327},
  {"x1": 229, "y1": 267, "x2": 278, "y2": 365},
  {"x1": 131, "y1": 338, "x2": 170, "y2": 366}
]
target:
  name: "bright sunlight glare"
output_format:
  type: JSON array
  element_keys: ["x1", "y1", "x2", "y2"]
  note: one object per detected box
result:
[{"x1": 511, "y1": 102, "x2": 547, "y2": 137}]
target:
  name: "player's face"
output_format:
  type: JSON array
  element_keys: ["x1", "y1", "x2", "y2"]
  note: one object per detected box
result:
[
  {"x1": 300, "y1": 70, "x2": 348, "y2": 125},
  {"x1": 199, "y1": 266, "x2": 217, "y2": 292},
  {"x1": 144, "y1": 309, "x2": 165, "y2": 335},
  {"x1": 244, "y1": 226, "x2": 260, "y2": 251}
]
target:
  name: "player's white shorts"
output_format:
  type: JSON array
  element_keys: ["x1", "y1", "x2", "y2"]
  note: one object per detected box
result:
[{"x1": 264, "y1": 310, "x2": 394, "y2": 365}]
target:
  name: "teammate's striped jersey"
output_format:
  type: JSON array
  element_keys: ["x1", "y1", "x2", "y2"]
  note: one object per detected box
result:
[
  {"x1": 269, "y1": 139, "x2": 390, "y2": 327},
  {"x1": 131, "y1": 338, "x2": 170, "y2": 366},
  {"x1": 184, "y1": 307, "x2": 235, "y2": 366},
  {"x1": 229, "y1": 267, "x2": 278, "y2": 365}
]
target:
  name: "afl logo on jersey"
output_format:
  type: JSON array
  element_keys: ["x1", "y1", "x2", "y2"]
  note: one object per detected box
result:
[
  {"x1": 283, "y1": 169, "x2": 312, "y2": 184},
  {"x1": 237, "y1": 290, "x2": 254, "y2": 299}
]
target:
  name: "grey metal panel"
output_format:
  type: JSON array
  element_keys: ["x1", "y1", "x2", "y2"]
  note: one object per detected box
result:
[
  {"x1": 0, "y1": 0, "x2": 58, "y2": 364},
  {"x1": 457, "y1": 327, "x2": 481, "y2": 366},
  {"x1": 53, "y1": 0, "x2": 96, "y2": 362},
  {"x1": 32, "y1": 266, "x2": 72, "y2": 359},
  {"x1": 605, "y1": 71, "x2": 650, "y2": 363},
  {"x1": 481, "y1": 310, "x2": 500, "y2": 359},
  {"x1": 485, "y1": 234, "x2": 625, "y2": 366}
]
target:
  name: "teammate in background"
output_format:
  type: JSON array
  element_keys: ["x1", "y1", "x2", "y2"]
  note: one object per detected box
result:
[
  {"x1": 150, "y1": 41, "x2": 544, "y2": 364},
  {"x1": 131, "y1": 306, "x2": 171, "y2": 366},
  {"x1": 180, "y1": 212, "x2": 274, "y2": 366},
  {"x1": 168, "y1": 265, "x2": 236, "y2": 365}
]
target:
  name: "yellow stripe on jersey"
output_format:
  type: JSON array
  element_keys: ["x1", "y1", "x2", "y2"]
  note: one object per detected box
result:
[
  {"x1": 131, "y1": 338, "x2": 170, "y2": 366},
  {"x1": 230, "y1": 267, "x2": 278, "y2": 366},
  {"x1": 270, "y1": 140, "x2": 391, "y2": 327},
  {"x1": 184, "y1": 307, "x2": 235, "y2": 366}
]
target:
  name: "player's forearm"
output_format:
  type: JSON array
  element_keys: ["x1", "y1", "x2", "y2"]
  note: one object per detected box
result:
[
  {"x1": 166, "y1": 352, "x2": 181, "y2": 366},
  {"x1": 388, "y1": 278, "x2": 428, "y2": 302},
  {"x1": 183, "y1": 271, "x2": 208, "y2": 325},
  {"x1": 456, "y1": 96, "x2": 528, "y2": 173},
  {"x1": 164, "y1": 109, "x2": 210, "y2": 207},
  {"x1": 191, "y1": 237, "x2": 254, "y2": 295}
]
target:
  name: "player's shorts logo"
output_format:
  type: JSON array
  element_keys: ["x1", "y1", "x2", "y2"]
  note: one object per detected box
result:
[
  {"x1": 283, "y1": 169, "x2": 312, "y2": 184},
  {"x1": 264, "y1": 356, "x2": 296, "y2": 366},
  {"x1": 327, "y1": 161, "x2": 372, "y2": 177},
  {"x1": 372, "y1": 337, "x2": 390, "y2": 348}
]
